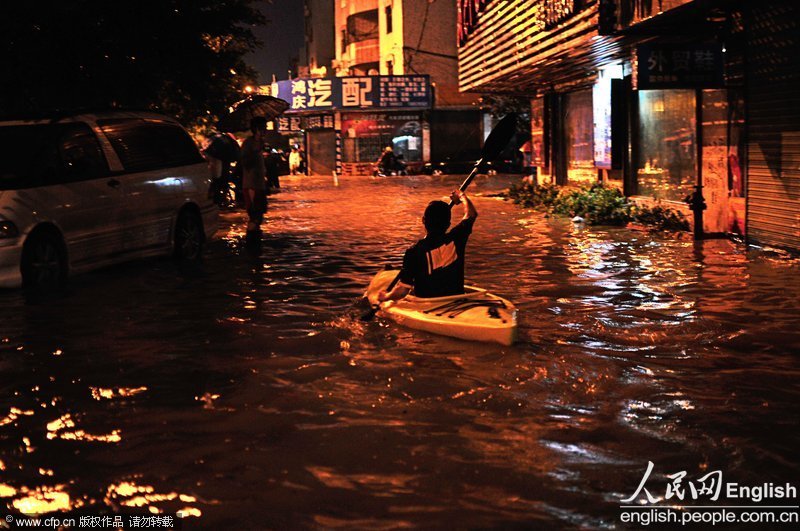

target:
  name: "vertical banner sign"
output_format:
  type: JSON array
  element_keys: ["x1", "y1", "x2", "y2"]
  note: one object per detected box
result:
[
  {"x1": 530, "y1": 97, "x2": 545, "y2": 167},
  {"x1": 335, "y1": 132, "x2": 342, "y2": 175},
  {"x1": 593, "y1": 77, "x2": 614, "y2": 169},
  {"x1": 701, "y1": 89, "x2": 730, "y2": 234}
]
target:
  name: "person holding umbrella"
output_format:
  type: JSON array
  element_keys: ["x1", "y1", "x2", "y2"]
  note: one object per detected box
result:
[
  {"x1": 217, "y1": 94, "x2": 290, "y2": 244},
  {"x1": 241, "y1": 116, "x2": 269, "y2": 245}
]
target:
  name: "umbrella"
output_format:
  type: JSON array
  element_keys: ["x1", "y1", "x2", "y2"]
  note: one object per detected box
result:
[
  {"x1": 217, "y1": 94, "x2": 290, "y2": 133},
  {"x1": 202, "y1": 132, "x2": 240, "y2": 163}
]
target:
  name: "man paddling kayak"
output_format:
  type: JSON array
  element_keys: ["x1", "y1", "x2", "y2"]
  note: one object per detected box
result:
[{"x1": 377, "y1": 190, "x2": 478, "y2": 302}]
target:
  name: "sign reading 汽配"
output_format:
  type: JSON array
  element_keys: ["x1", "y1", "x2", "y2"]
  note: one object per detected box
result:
[
  {"x1": 271, "y1": 76, "x2": 431, "y2": 112},
  {"x1": 274, "y1": 114, "x2": 336, "y2": 133}
]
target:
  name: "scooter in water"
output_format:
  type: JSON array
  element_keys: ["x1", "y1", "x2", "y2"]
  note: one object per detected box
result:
[{"x1": 209, "y1": 162, "x2": 240, "y2": 208}]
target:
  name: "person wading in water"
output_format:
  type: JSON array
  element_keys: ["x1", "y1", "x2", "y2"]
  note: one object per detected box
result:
[{"x1": 240, "y1": 117, "x2": 268, "y2": 245}]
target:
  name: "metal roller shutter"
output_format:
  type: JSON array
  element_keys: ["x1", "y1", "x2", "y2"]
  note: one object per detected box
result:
[{"x1": 746, "y1": 1, "x2": 800, "y2": 251}]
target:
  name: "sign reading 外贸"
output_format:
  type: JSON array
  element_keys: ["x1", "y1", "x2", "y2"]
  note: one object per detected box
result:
[{"x1": 637, "y1": 44, "x2": 724, "y2": 90}]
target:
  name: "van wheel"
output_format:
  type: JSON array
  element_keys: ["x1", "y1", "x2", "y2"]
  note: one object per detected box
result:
[
  {"x1": 174, "y1": 210, "x2": 204, "y2": 262},
  {"x1": 21, "y1": 233, "x2": 67, "y2": 292}
]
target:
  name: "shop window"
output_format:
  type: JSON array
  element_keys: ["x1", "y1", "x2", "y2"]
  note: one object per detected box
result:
[
  {"x1": 636, "y1": 90, "x2": 696, "y2": 201},
  {"x1": 564, "y1": 90, "x2": 596, "y2": 184},
  {"x1": 342, "y1": 115, "x2": 422, "y2": 164}
]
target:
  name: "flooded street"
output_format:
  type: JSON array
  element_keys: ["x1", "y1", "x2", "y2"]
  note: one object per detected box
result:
[{"x1": 1, "y1": 174, "x2": 799, "y2": 528}]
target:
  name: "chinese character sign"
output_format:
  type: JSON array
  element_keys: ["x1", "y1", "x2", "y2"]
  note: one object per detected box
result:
[
  {"x1": 342, "y1": 78, "x2": 373, "y2": 107},
  {"x1": 273, "y1": 75, "x2": 431, "y2": 111},
  {"x1": 637, "y1": 44, "x2": 724, "y2": 89},
  {"x1": 273, "y1": 114, "x2": 335, "y2": 132}
]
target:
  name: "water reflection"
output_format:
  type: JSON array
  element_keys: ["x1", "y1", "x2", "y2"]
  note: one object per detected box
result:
[
  {"x1": 12, "y1": 486, "x2": 72, "y2": 514},
  {"x1": 1, "y1": 175, "x2": 799, "y2": 527}
]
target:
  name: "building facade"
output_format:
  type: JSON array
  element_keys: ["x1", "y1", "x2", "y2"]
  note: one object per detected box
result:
[
  {"x1": 458, "y1": 0, "x2": 800, "y2": 250},
  {"x1": 304, "y1": 0, "x2": 336, "y2": 78},
  {"x1": 279, "y1": 0, "x2": 483, "y2": 176}
]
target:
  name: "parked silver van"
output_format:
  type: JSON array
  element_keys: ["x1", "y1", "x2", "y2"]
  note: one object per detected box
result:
[{"x1": 0, "y1": 111, "x2": 218, "y2": 290}]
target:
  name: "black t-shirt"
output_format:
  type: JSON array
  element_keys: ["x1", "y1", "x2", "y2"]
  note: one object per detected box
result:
[{"x1": 398, "y1": 217, "x2": 475, "y2": 298}]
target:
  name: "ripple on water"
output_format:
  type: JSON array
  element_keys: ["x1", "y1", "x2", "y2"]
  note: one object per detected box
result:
[{"x1": 1, "y1": 175, "x2": 799, "y2": 527}]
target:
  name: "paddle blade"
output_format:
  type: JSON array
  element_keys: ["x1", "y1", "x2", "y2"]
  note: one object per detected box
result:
[
  {"x1": 360, "y1": 305, "x2": 380, "y2": 321},
  {"x1": 481, "y1": 113, "x2": 518, "y2": 161}
]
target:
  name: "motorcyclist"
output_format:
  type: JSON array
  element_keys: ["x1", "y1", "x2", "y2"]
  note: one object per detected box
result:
[{"x1": 376, "y1": 146, "x2": 403, "y2": 176}]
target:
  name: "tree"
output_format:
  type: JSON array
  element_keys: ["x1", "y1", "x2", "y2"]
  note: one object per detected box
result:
[{"x1": 0, "y1": 1, "x2": 266, "y2": 128}]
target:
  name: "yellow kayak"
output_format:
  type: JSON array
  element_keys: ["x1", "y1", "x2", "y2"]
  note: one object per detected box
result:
[{"x1": 365, "y1": 270, "x2": 518, "y2": 346}]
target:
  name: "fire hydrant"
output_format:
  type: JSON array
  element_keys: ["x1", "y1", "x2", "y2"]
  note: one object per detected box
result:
[{"x1": 684, "y1": 184, "x2": 706, "y2": 240}]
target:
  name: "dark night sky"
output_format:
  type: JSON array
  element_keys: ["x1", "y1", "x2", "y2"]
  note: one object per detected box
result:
[{"x1": 248, "y1": 0, "x2": 306, "y2": 84}]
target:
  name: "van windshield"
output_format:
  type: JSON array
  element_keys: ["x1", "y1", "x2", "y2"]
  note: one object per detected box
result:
[{"x1": 0, "y1": 124, "x2": 61, "y2": 190}]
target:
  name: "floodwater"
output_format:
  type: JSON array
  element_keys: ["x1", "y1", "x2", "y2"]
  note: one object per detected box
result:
[{"x1": 1, "y1": 174, "x2": 799, "y2": 529}]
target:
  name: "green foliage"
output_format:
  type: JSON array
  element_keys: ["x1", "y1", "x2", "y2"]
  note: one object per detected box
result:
[
  {"x1": 506, "y1": 181, "x2": 689, "y2": 231},
  {"x1": 507, "y1": 181, "x2": 560, "y2": 208},
  {"x1": 508, "y1": 182, "x2": 630, "y2": 225},
  {"x1": 1, "y1": 1, "x2": 265, "y2": 128},
  {"x1": 553, "y1": 183, "x2": 631, "y2": 226},
  {"x1": 631, "y1": 205, "x2": 691, "y2": 231}
]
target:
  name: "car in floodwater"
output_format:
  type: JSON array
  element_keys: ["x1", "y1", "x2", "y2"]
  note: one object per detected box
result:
[{"x1": 0, "y1": 110, "x2": 218, "y2": 291}]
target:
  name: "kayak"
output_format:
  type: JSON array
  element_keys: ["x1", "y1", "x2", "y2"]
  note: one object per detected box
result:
[{"x1": 365, "y1": 269, "x2": 518, "y2": 346}]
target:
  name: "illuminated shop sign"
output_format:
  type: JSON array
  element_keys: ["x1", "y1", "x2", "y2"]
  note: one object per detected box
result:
[
  {"x1": 458, "y1": 0, "x2": 491, "y2": 46},
  {"x1": 637, "y1": 44, "x2": 724, "y2": 90},
  {"x1": 541, "y1": 0, "x2": 582, "y2": 30},
  {"x1": 274, "y1": 114, "x2": 335, "y2": 132},
  {"x1": 593, "y1": 65, "x2": 624, "y2": 169},
  {"x1": 458, "y1": 1, "x2": 586, "y2": 46},
  {"x1": 272, "y1": 75, "x2": 431, "y2": 112}
]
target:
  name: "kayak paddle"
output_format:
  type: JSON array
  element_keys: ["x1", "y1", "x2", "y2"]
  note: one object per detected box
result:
[{"x1": 360, "y1": 113, "x2": 518, "y2": 322}]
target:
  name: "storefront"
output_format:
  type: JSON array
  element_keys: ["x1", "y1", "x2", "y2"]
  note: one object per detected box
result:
[
  {"x1": 631, "y1": 41, "x2": 744, "y2": 234},
  {"x1": 564, "y1": 89, "x2": 596, "y2": 185},
  {"x1": 271, "y1": 74, "x2": 432, "y2": 176},
  {"x1": 634, "y1": 89, "x2": 697, "y2": 202},
  {"x1": 341, "y1": 111, "x2": 424, "y2": 171},
  {"x1": 458, "y1": 1, "x2": 761, "y2": 239}
]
